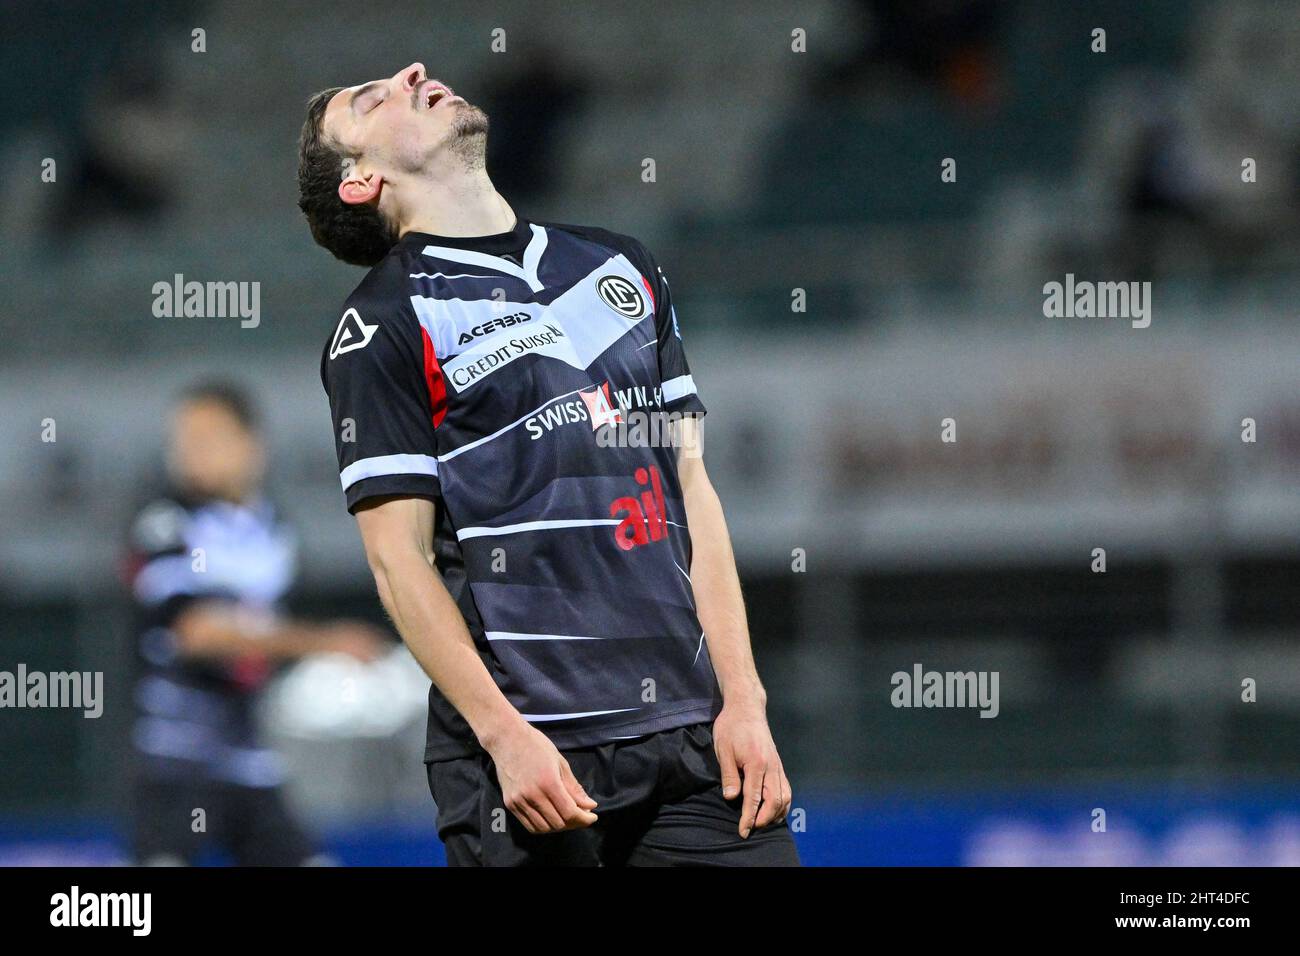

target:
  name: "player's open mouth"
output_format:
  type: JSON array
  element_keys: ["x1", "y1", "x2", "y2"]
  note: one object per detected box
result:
[{"x1": 421, "y1": 81, "x2": 461, "y2": 111}]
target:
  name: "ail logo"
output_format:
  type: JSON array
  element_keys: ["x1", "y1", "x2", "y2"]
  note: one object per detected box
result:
[{"x1": 609, "y1": 465, "x2": 667, "y2": 551}]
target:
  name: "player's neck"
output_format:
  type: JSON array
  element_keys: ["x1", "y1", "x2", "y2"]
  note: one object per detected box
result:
[{"x1": 396, "y1": 168, "x2": 516, "y2": 239}]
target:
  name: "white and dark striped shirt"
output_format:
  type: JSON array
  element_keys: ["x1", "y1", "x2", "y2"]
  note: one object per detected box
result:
[{"x1": 321, "y1": 217, "x2": 719, "y2": 761}]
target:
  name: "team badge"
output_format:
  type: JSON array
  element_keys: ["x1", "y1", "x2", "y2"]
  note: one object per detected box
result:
[{"x1": 596, "y1": 275, "x2": 646, "y2": 318}]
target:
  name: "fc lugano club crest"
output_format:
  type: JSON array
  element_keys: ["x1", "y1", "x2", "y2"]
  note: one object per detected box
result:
[{"x1": 596, "y1": 275, "x2": 646, "y2": 318}]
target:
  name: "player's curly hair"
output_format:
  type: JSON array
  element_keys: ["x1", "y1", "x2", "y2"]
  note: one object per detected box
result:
[{"x1": 297, "y1": 87, "x2": 398, "y2": 267}]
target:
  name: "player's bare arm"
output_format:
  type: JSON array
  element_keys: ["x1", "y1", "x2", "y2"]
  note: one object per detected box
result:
[
  {"x1": 677, "y1": 419, "x2": 794, "y2": 837},
  {"x1": 353, "y1": 494, "x2": 597, "y2": 834}
]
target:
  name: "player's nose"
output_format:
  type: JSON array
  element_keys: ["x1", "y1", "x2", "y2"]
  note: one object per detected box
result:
[{"x1": 397, "y1": 63, "x2": 426, "y2": 92}]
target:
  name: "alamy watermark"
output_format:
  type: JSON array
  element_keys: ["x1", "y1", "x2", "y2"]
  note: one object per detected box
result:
[
  {"x1": 50, "y1": 886, "x2": 150, "y2": 936},
  {"x1": 522, "y1": 381, "x2": 704, "y2": 458},
  {"x1": 1043, "y1": 273, "x2": 1151, "y2": 329},
  {"x1": 152, "y1": 273, "x2": 260, "y2": 328},
  {"x1": 0, "y1": 664, "x2": 103, "y2": 718},
  {"x1": 595, "y1": 410, "x2": 703, "y2": 458},
  {"x1": 890, "y1": 663, "x2": 999, "y2": 718}
]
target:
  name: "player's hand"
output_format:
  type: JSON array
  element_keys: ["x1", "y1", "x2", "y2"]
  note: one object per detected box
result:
[
  {"x1": 486, "y1": 721, "x2": 598, "y2": 834},
  {"x1": 713, "y1": 701, "x2": 793, "y2": 838},
  {"x1": 321, "y1": 621, "x2": 388, "y2": 662}
]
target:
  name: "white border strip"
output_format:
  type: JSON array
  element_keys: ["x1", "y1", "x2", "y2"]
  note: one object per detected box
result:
[
  {"x1": 521, "y1": 707, "x2": 639, "y2": 723},
  {"x1": 340, "y1": 453, "x2": 439, "y2": 491},
  {"x1": 456, "y1": 517, "x2": 620, "y2": 541},
  {"x1": 439, "y1": 388, "x2": 583, "y2": 462},
  {"x1": 662, "y1": 374, "x2": 698, "y2": 403},
  {"x1": 486, "y1": 631, "x2": 605, "y2": 642}
]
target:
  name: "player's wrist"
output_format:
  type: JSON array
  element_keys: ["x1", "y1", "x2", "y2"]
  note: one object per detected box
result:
[
  {"x1": 474, "y1": 708, "x2": 532, "y2": 756},
  {"x1": 721, "y1": 679, "x2": 768, "y2": 716}
]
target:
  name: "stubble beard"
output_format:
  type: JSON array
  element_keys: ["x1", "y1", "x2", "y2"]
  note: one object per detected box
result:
[{"x1": 446, "y1": 103, "x2": 490, "y2": 170}]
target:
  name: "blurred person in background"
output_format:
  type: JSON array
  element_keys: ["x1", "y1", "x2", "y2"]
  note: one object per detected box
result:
[
  {"x1": 123, "y1": 381, "x2": 387, "y2": 865},
  {"x1": 298, "y1": 63, "x2": 797, "y2": 865}
]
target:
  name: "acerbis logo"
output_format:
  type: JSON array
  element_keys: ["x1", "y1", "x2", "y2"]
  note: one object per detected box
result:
[
  {"x1": 457, "y1": 311, "x2": 532, "y2": 346},
  {"x1": 596, "y1": 275, "x2": 646, "y2": 318},
  {"x1": 329, "y1": 308, "x2": 378, "y2": 359}
]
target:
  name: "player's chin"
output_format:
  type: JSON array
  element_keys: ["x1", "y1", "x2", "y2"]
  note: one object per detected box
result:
[{"x1": 452, "y1": 103, "x2": 490, "y2": 137}]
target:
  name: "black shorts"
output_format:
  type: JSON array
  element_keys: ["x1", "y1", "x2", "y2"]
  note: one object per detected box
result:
[
  {"x1": 132, "y1": 777, "x2": 317, "y2": 866},
  {"x1": 426, "y1": 722, "x2": 801, "y2": 866}
]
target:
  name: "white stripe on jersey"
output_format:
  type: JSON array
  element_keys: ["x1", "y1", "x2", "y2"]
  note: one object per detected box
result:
[
  {"x1": 457, "y1": 517, "x2": 689, "y2": 542},
  {"x1": 662, "y1": 374, "x2": 698, "y2": 403},
  {"x1": 339, "y1": 453, "x2": 439, "y2": 490},
  {"x1": 520, "y1": 707, "x2": 640, "y2": 723},
  {"x1": 409, "y1": 271, "x2": 508, "y2": 281},
  {"x1": 455, "y1": 517, "x2": 622, "y2": 541},
  {"x1": 521, "y1": 223, "x2": 549, "y2": 289},
  {"x1": 485, "y1": 631, "x2": 605, "y2": 641},
  {"x1": 438, "y1": 387, "x2": 584, "y2": 462}
]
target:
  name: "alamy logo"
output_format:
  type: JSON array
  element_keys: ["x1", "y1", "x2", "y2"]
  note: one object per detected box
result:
[
  {"x1": 890, "y1": 663, "x2": 999, "y2": 718},
  {"x1": 329, "y1": 308, "x2": 378, "y2": 358},
  {"x1": 151, "y1": 273, "x2": 260, "y2": 328},
  {"x1": 50, "y1": 886, "x2": 151, "y2": 936},
  {"x1": 0, "y1": 665, "x2": 102, "y2": 718},
  {"x1": 1042, "y1": 273, "x2": 1151, "y2": 329},
  {"x1": 596, "y1": 274, "x2": 646, "y2": 318}
]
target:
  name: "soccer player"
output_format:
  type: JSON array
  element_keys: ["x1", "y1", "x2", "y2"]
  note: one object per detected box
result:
[
  {"x1": 125, "y1": 382, "x2": 385, "y2": 865},
  {"x1": 298, "y1": 63, "x2": 798, "y2": 865}
]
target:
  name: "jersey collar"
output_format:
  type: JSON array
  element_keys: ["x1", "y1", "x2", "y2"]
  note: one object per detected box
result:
[
  {"x1": 398, "y1": 214, "x2": 533, "y2": 259},
  {"x1": 404, "y1": 216, "x2": 549, "y2": 292}
]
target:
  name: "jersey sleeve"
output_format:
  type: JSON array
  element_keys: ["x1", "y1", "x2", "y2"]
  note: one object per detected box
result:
[
  {"x1": 321, "y1": 290, "x2": 442, "y2": 513},
  {"x1": 641, "y1": 248, "x2": 706, "y2": 418}
]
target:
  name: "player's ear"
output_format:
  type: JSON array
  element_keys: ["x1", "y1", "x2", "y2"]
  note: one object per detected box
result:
[{"x1": 338, "y1": 168, "x2": 382, "y2": 206}]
